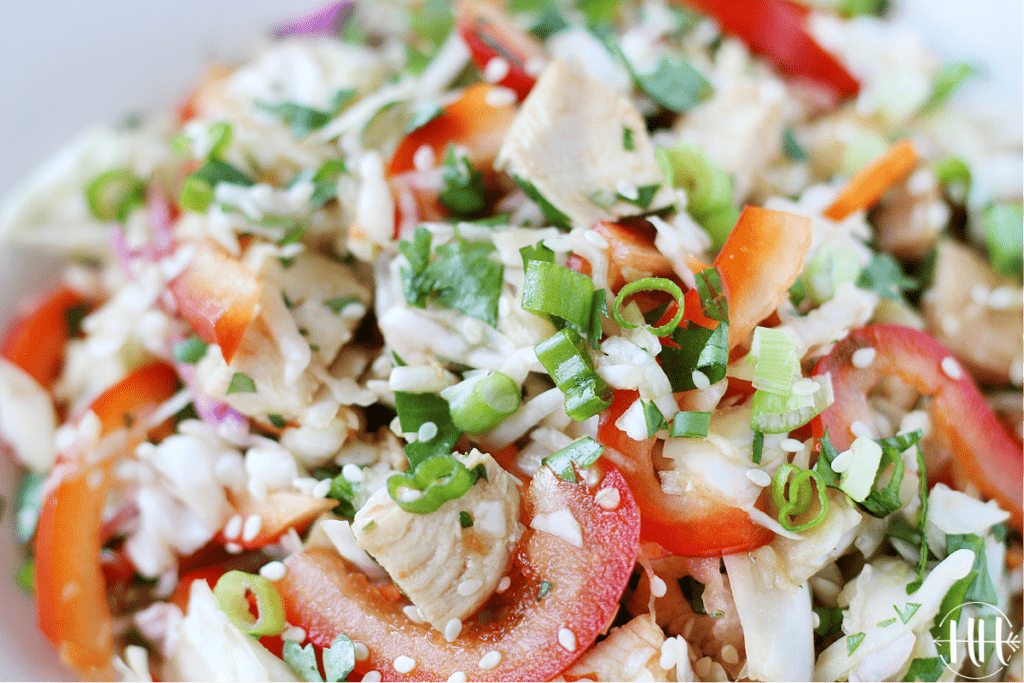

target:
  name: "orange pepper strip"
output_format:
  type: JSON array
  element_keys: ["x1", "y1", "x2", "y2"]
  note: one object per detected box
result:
[
  {"x1": 824, "y1": 139, "x2": 919, "y2": 221},
  {"x1": 1, "y1": 287, "x2": 89, "y2": 389}
]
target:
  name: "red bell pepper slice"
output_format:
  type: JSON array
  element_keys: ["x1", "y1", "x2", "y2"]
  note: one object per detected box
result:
[
  {"x1": 274, "y1": 465, "x2": 639, "y2": 681},
  {"x1": 1, "y1": 286, "x2": 90, "y2": 389},
  {"x1": 598, "y1": 390, "x2": 775, "y2": 557},
  {"x1": 811, "y1": 325, "x2": 1023, "y2": 530},
  {"x1": 678, "y1": 0, "x2": 859, "y2": 101},
  {"x1": 168, "y1": 239, "x2": 261, "y2": 364},
  {"x1": 456, "y1": 0, "x2": 545, "y2": 102}
]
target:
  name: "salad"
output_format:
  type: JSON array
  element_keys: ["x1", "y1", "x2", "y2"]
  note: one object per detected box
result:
[{"x1": 0, "y1": 0, "x2": 1021, "y2": 681}]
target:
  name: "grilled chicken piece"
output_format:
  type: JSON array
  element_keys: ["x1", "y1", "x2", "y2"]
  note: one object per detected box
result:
[
  {"x1": 557, "y1": 615, "x2": 677, "y2": 682},
  {"x1": 874, "y1": 168, "x2": 949, "y2": 260},
  {"x1": 496, "y1": 60, "x2": 673, "y2": 230},
  {"x1": 352, "y1": 449, "x2": 522, "y2": 632},
  {"x1": 923, "y1": 239, "x2": 1023, "y2": 385}
]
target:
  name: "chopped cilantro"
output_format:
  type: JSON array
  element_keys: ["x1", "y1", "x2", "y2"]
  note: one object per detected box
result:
[
  {"x1": 173, "y1": 335, "x2": 209, "y2": 364},
  {"x1": 64, "y1": 303, "x2": 90, "y2": 338},
  {"x1": 459, "y1": 511, "x2": 474, "y2": 528},
  {"x1": 513, "y1": 175, "x2": 572, "y2": 230},
  {"x1": 255, "y1": 89, "x2": 354, "y2": 140},
  {"x1": 857, "y1": 253, "x2": 918, "y2": 300},
  {"x1": 438, "y1": 146, "x2": 488, "y2": 217},
  {"x1": 617, "y1": 183, "x2": 661, "y2": 210},
  {"x1": 327, "y1": 474, "x2": 359, "y2": 518},
  {"x1": 267, "y1": 414, "x2": 287, "y2": 429},
  {"x1": 538, "y1": 579, "x2": 553, "y2": 600},
  {"x1": 622, "y1": 125, "x2": 635, "y2": 151},
  {"x1": 179, "y1": 159, "x2": 254, "y2": 213},
  {"x1": 642, "y1": 400, "x2": 667, "y2": 437},
  {"x1": 630, "y1": 55, "x2": 712, "y2": 114},
  {"x1": 658, "y1": 321, "x2": 728, "y2": 392},
  {"x1": 324, "y1": 296, "x2": 362, "y2": 314},
  {"x1": 394, "y1": 391, "x2": 462, "y2": 468},
  {"x1": 923, "y1": 62, "x2": 977, "y2": 112},
  {"x1": 226, "y1": 373, "x2": 256, "y2": 395},
  {"x1": 813, "y1": 606, "x2": 844, "y2": 638},
  {"x1": 876, "y1": 617, "x2": 897, "y2": 627},
  {"x1": 846, "y1": 632, "x2": 866, "y2": 655},
  {"x1": 902, "y1": 657, "x2": 944, "y2": 682},
  {"x1": 782, "y1": 128, "x2": 808, "y2": 162},
  {"x1": 895, "y1": 602, "x2": 921, "y2": 624}
]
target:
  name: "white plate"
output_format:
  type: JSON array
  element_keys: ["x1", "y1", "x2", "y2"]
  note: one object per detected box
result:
[{"x1": 0, "y1": 2, "x2": 1018, "y2": 680}]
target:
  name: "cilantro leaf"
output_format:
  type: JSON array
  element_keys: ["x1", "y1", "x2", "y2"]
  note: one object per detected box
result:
[
  {"x1": 642, "y1": 400, "x2": 667, "y2": 437},
  {"x1": 631, "y1": 55, "x2": 712, "y2": 114},
  {"x1": 658, "y1": 321, "x2": 728, "y2": 392},
  {"x1": 513, "y1": 175, "x2": 572, "y2": 230},
  {"x1": 783, "y1": 128, "x2": 808, "y2": 162},
  {"x1": 394, "y1": 392, "x2": 462, "y2": 468},
  {"x1": 327, "y1": 473, "x2": 359, "y2": 518},
  {"x1": 226, "y1": 373, "x2": 256, "y2": 395},
  {"x1": 173, "y1": 335, "x2": 209, "y2": 364},
  {"x1": 439, "y1": 146, "x2": 488, "y2": 217},
  {"x1": 283, "y1": 641, "x2": 323, "y2": 682},
  {"x1": 323, "y1": 633, "x2": 356, "y2": 682},
  {"x1": 857, "y1": 253, "x2": 918, "y2": 300},
  {"x1": 902, "y1": 657, "x2": 944, "y2": 682}
]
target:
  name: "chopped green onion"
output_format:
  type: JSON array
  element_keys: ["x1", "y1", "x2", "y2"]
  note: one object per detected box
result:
[
  {"x1": 751, "y1": 430, "x2": 764, "y2": 465},
  {"x1": 983, "y1": 202, "x2": 1023, "y2": 280},
  {"x1": 173, "y1": 335, "x2": 209, "y2": 364},
  {"x1": 226, "y1": 373, "x2": 256, "y2": 395},
  {"x1": 923, "y1": 62, "x2": 977, "y2": 112},
  {"x1": 290, "y1": 158, "x2": 347, "y2": 210},
  {"x1": 747, "y1": 327, "x2": 800, "y2": 395},
  {"x1": 441, "y1": 371, "x2": 522, "y2": 434},
  {"x1": 933, "y1": 156, "x2": 971, "y2": 203},
  {"x1": 520, "y1": 241, "x2": 556, "y2": 269},
  {"x1": 857, "y1": 253, "x2": 918, "y2": 300},
  {"x1": 523, "y1": 260, "x2": 606, "y2": 344},
  {"x1": 839, "y1": 0, "x2": 887, "y2": 17},
  {"x1": 213, "y1": 570, "x2": 286, "y2": 636},
  {"x1": 16, "y1": 557, "x2": 35, "y2": 594},
  {"x1": 86, "y1": 168, "x2": 146, "y2": 222},
  {"x1": 782, "y1": 128, "x2": 808, "y2": 162},
  {"x1": 394, "y1": 391, "x2": 461, "y2": 468},
  {"x1": 534, "y1": 328, "x2": 613, "y2": 421},
  {"x1": 801, "y1": 243, "x2": 862, "y2": 306},
  {"x1": 207, "y1": 121, "x2": 233, "y2": 159},
  {"x1": 642, "y1": 400, "x2": 667, "y2": 438},
  {"x1": 542, "y1": 436, "x2": 604, "y2": 483},
  {"x1": 617, "y1": 183, "x2": 661, "y2": 210},
  {"x1": 460, "y1": 511, "x2": 474, "y2": 528},
  {"x1": 657, "y1": 144, "x2": 735, "y2": 249},
  {"x1": 772, "y1": 464, "x2": 829, "y2": 532},
  {"x1": 906, "y1": 442, "x2": 929, "y2": 594},
  {"x1": 694, "y1": 267, "x2": 729, "y2": 323},
  {"x1": 630, "y1": 56, "x2": 712, "y2": 114},
  {"x1": 387, "y1": 454, "x2": 481, "y2": 514},
  {"x1": 611, "y1": 277, "x2": 685, "y2": 336},
  {"x1": 658, "y1": 321, "x2": 728, "y2": 392},
  {"x1": 749, "y1": 376, "x2": 833, "y2": 434},
  {"x1": 439, "y1": 145, "x2": 488, "y2": 217},
  {"x1": 670, "y1": 411, "x2": 711, "y2": 438},
  {"x1": 513, "y1": 175, "x2": 572, "y2": 230},
  {"x1": 180, "y1": 159, "x2": 254, "y2": 213},
  {"x1": 15, "y1": 472, "x2": 44, "y2": 544},
  {"x1": 816, "y1": 429, "x2": 916, "y2": 518}
]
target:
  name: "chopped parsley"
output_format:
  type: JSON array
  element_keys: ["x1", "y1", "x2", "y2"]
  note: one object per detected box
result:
[
  {"x1": 394, "y1": 391, "x2": 462, "y2": 468},
  {"x1": 267, "y1": 414, "x2": 287, "y2": 429},
  {"x1": 226, "y1": 372, "x2": 257, "y2": 395},
  {"x1": 179, "y1": 159, "x2": 254, "y2": 213},
  {"x1": 459, "y1": 511, "x2": 474, "y2": 528},
  {"x1": 856, "y1": 253, "x2": 918, "y2": 301}
]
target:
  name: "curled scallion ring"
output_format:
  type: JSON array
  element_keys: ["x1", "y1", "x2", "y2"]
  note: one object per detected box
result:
[
  {"x1": 213, "y1": 570, "x2": 286, "y2": 636},
  {"x1": 771, "y1": 463, "x2": 829, "y2": 532},
  {"x1": 611, "y1": 277, "x2": 685, "y2": 337}
]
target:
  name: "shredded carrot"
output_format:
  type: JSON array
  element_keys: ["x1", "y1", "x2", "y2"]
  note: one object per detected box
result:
[
  {"x1": 1006, "y1": 546, "x2": 1023, "y2": 570},
  {"x1": 824, "y1": 139, "x2": 919, "y2": 221}
]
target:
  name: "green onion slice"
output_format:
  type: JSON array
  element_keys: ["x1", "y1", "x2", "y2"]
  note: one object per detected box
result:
[
  {"x1": 542, "y1": 437, "x2": 604, "y2": 483},
  {"x1": 611, "y1": 277, "x2": 685, "y2": 336},
  {"x1": 694, "y1": 267, "x2": 729, "y2": 323},
  {"x1": 213, "y1": 570, "x2": 286, "y2": 636},
  {"x1": 524, "y1": 260, "x2": 602, "y2": 335},
  {"x1": 750, "y1": 376, "x2": 834, "y2": 434},
  {"x1": 441, "y1": 372, "x2": 522, "y2": 435},
  {"x1": 772, "y1": 464, "x2": 829, "y2": 532},
  {"x1": 747, "y1": 327, "x2": 800, "y2": 396},
  {"x1": 534, "y1": 328, "x2": 613, "y2": 421},
  {"x1": 86, "y1": 167, "x2": 146, "y2": 222},
  {"x1": 670, "y1": 411, "x2": 711, "y2": 438},
  {"x1": 387, "y1": 454, "x2": 481, "y2": 514}
]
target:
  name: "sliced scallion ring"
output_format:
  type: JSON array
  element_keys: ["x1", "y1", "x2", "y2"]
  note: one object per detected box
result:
[
  {"x1": 611, "y1": 277, "x2": 685, "y2": 337},
  {"x1": 85, "y1": 167, "x2": 146, "y2": 222},
  {"x1": 772, "y1": 464, "x2": 829, "y2": 533},
  {"x1": 213, "y1": 570, "x2": 286, "y2": 636}
]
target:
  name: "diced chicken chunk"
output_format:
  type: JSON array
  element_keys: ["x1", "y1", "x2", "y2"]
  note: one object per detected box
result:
[
  {"x1": 558, "y1": 615, "x2": 676, "y2": 682},
  {"x1": 923, "y1": 239, "x2": 1023, "y2": 385},
  {"x1": 495, "y1": 60, "x2": 673, "y2": 229},
  {"x1": 352, "y1": 449, "x2": 522, "y2": 632},
  {"x1": 874, "y1": 168, "x2": 948, "y2": 260}
]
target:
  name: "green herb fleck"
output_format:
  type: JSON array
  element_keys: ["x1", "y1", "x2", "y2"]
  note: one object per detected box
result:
[
  {"x1": 459, "y1": 511, "x2": 474, "y2": 528},
  {"x1": 173, "y1": 335, "x2": 209, "y2": 364},
  {"x1": 622, "y1": 125, "x2": 635, "y2": 151},
  {"x1": 267, "y1": 414, "x2": 287, "y2": 429},
  {"x1": 782, "y1": 128, "x2": 808, "y2": 162},
  {"x1": 324, "y1": 297, "x2": 362, "y2": 314},
  {"x1": 847, "y1": 632, "x2": 866, "y2": 656},
  {"x1": 226, "y1": 372, "x2": 257, "y2": 395},
  {"x1": 538, "y1": 579, "x2": 553, "y2": 600}
]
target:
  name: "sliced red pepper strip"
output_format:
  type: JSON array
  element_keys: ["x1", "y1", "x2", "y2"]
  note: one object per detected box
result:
[
  {"x1": 598, "y1": 390, "x2": 775, "y2": 557},
  {"x1": 1, "y1": 286, "x2": 90, "y2": 389},
  {"x1": 811, "y1": 325, "x2": 1023, "y2": 530},
  {"x1": 456, "y1": 0, "x2": 545, "y2": 102},
  {"x1": 274, "y1": 465, "x2": 639, "y2": 681},
  {"x1": 168, "y1": 239, "x2": 261, "y2": 364},
  {"x1": 678, "y1": 0, "x2": 859, "y2": 101},
  {"x1": 824, "y1": 139, "x2": 919, "y2": 221}
]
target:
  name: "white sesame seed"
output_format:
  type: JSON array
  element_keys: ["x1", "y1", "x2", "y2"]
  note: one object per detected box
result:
[
  {"x1": 659, "y1": 639, "x2": 678, "y2": 670},
  {"x1": 87, "y1": 468, "x2": 104, "y2": 489},
  {"x1": 312, "y1": 478, "x2": 332, "y2": 499},
  {"x1": 791, "y1": 378, "x2": 818, "y2": 396},
  {"x1": 447, "y1": 673, "x2": 468, "y2": 683},
  {"x1": 478, "y1": 650, "x2": 502, "y2": 671},
  {"x1": 225, "y1": 542, "x2": 243, "y2": 554},
  {"x1": 241, "y1": 514, "x2": 263, "y2": 543},
  {"x1": 780, "y1": 438, "x2": 804, "y2": 452},
  {"x1": 907, "y1": 168, "x2": 935, "y2": 195},
  {"x1": 940, "y1": 315, "x2": 960, "y2": 336},
  {"x1": 444, "y1": 618, "x2": 463, "y2": 643},
  {"x1": 558, "y1": 627, "x2": 577, "y2": 652},
  {"x1": 970, "y1": 284, "x2": 991, "y2": 306},
  {"x1": 354, "y1": 641, "x2": 370, "y2": 661},
  {"x1": 721, "y1": 643, "x2": 739, "y2": 665},
  {"x1": 524, "y1": 56, "x2": 547, "y2": 76},
  {"x1": 393, "y1": 655, "x2": 416, "y2": 674},
  {"x1": 849, "y1": 420, "x2": 874, "y2": 439},
  {"x1": 650, "y1": 575, "x2": 668, "y2": 598},
  {"x1": 412, "y1": 144, "x2": 436, "y2": 172},
  {"x1": 594, "y1": 486, "x2": 621, "y2": 510},
  {"x1": 281, "y1": 626, "x2": 307, "y2": 642},
  {"x1": 830, "y1": 449, "x2": 854, "y2": 473},
  {"x1": 403, "y1": 605, "x2": 425, "y2": 623},
  {"x1": 1010, "y1": 356, "x2": 1023, "y2": 387},
  {"x1": 398, "y1": 488, "x2": 423, "y2": 503},
  {"x1": 259, "y1": 561, "x2": 287, "y2": 581},
  {"x1": 584, "y1": 230, "x2": 610, "y2": 249},
  {"x1": 941, "y1": 356, "x2": 963, "y2": 380},
  {"x1": 745, "y1": 469, "x2": 772, "y2": 487},
  {"x1": 495, "y1": 576, "x2": 511, "y2": 593},
  {"x1": 457, "y1": 579, "x2": 483, "y2": 596},
  {"x1": 851, "y1": 347, "x2": 876, "y2": 368},
  {"x1": 812, "y1": 611, "x2": 821, "y2": 629},
  {"x1": 342, "y1": 463, "x2": 364, "y2": 482},
  {"x1": 484, "y1": 86, "x2": 517, "y2": 108},
  {"x1": 691, "y1": 369, "x2": 711, "y2": 390},
  {"x1": 483, "y1": 57, "x2": 511, "y2": 83},
  {"x1": 615, "y1": 180, "x2": 639, "y2": 200},
  {"x1": 418, "y1": 421, "x2": 438, "y2": 442},
  {"x1": 362, "y1": 672, "x2": 382, "y2": 682},
  {"x1": 987, "y1": 286, "x2": 1017, "y2": 310}
]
